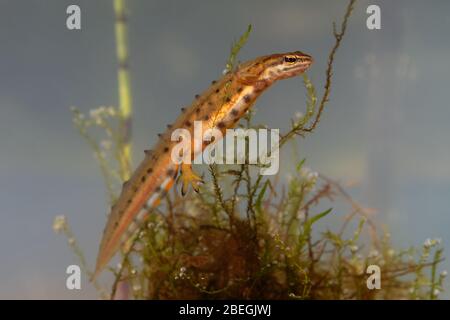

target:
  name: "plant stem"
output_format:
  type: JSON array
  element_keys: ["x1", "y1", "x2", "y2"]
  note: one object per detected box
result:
[{"x1": 114, "y1": 0, "x2": 133, "y2": 180}]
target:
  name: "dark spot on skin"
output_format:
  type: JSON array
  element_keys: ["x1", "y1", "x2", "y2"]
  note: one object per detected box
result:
[
  {"x1": 163, "y1": 147, "x2": 169, "y2": 153},
  {"x1": 237, "y1": 87, "x2": 243, "y2": 93},
  {"x1": 127, "y1": 199, "x2": 132, "y2": 204},
  {"x1": 244, "y1": 95, "x2": 252, "y2": 103},
  {"x1": 231, "y1": 109, "x2": 239, "y2": 116},
  {"x1": 196, "y1": 107, "x2": 201, "y2": 114},
  {"x1": 147, "y1": 168, "x2": 153, "y2": 174},
  {"x1": 141, "y1": 176, "x2": 146, "y2": 182},
  {"x1": 167, "y1": 169, "x2": 174, "y2": 176},
  {"x1": 215, "y1": 88, "x2": 220, "y2": 93},
  {"x1": 195, "y1": 94, "x2": 200, "y2": 99},
  {"x1": 185, "y1": 120, "x2": 192, "y2": 127},
  {"x1": 207, "y1": 101, "x2": 213, "y2": 106},
  {"x1": 217, "y1": 121, "x2": 226, "y2": 129},
  {"x1": 203, "y1": 115, "x2": 209, "y2": 121},
  {"x1": 181, "y1": 107, "x2": 186, "y2": 112},
  {"x1": 225, "y1": 97, "x2": 231, "y2": 103},
  {"x1": 211, "y1": 80, "x2": 217, "y2": 84}
]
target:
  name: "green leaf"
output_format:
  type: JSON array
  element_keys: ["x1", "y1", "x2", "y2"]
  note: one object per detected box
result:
[
  {"x1": 308, "y1": 208, "x2": 333, "y2": 226},
  {"x1": 299, "y1": 208, "x2": 333, "y2": 249},
  {"x1": 296, "y1": 158, "x2": 306, "y2": 173},
  {"x1": 225, "y1": 24, "x2": 252, "y2": 72}
]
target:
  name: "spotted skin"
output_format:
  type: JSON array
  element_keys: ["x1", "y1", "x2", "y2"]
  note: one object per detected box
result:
[{"x1": 93, "y1": 51, "x2": 313, "y2": 278}]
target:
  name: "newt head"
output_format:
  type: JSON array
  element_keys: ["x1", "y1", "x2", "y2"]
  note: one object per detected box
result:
[{"x1": 236, "y1": 51, "x2": 313, "y2": 84}]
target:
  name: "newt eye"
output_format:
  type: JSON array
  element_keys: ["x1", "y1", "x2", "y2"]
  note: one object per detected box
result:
[{"x1": 284, "y1": 56, "x2": 297, "y2": 63}]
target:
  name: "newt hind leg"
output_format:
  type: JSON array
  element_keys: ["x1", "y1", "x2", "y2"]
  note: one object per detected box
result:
[{"x1": 179, "y1": 163, "x2": 203, "y2": 196}]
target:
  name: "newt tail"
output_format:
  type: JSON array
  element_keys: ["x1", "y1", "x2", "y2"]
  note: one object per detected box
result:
[{"x1": 93, "y1": 51, "x2": 313, "y2": 279}]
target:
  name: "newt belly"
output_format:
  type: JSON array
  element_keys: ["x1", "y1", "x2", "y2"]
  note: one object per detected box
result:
[{"x1": 93, "y1": 51, "x2": 313, "y2": 278}]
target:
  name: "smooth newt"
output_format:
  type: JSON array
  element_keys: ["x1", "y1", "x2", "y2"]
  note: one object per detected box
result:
[{"x1": 93, "y1": 51, "x2": 313, "y2": 278}]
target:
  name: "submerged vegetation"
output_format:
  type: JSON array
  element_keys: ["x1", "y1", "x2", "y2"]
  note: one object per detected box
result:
[{"x1": 55, "y1": 0, "x2": 446, "y2": 299}]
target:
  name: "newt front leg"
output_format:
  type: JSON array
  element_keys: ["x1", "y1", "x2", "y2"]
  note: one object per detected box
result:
[{"x1": 179, "y1": 163, "x2": 203, "y2": 195}]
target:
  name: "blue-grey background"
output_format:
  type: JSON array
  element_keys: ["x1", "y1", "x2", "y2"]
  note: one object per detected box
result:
[{"x1": 0, "y1": 0, "x2": 449, "y2": 299}]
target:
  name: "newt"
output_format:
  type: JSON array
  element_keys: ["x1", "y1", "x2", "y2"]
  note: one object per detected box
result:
[{"x1": 93, "y1": 51, "x2": 313, "y2": 278}]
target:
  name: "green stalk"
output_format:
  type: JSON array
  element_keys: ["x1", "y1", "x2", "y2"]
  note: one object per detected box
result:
[{"x1": 114, "y1": 0, "x2": 133, "y2": 180}]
